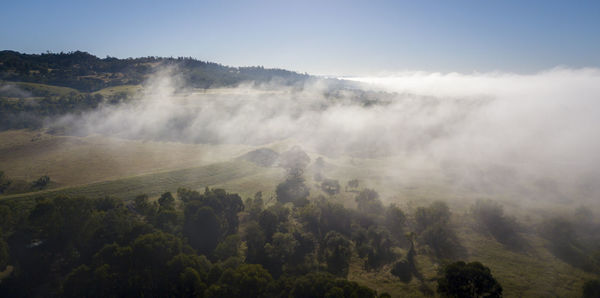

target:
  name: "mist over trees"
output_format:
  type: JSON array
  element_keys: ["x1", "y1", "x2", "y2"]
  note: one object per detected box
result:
[{"x1": 0, "y1": 166, "x2": 513, "y2": 298}]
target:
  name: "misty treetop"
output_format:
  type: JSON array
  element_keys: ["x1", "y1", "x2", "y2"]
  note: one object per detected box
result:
[{"x1": 2, "y1": 167, "x2": 599, "y2": 296}]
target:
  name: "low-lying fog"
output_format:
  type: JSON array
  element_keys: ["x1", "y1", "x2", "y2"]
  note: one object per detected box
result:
[{"x1": 54, "y1": 67, "x2": 600, "y2": 207}]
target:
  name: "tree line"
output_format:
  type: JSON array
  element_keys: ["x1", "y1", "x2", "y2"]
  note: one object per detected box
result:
[
  {"x1": 0, "y1": 179, "x2": 510, "y2": 297},
  {"x1": 0, "y1": 50, "x2": 310, "y2": 92}
]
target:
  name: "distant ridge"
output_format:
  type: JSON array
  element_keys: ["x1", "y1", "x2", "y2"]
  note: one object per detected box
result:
[{"x1": 0, "y1": 50, "x2": 310, "y2": 92}]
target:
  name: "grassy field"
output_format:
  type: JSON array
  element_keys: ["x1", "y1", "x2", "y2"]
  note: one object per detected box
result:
[
  {"x1": 91, "y1": 84, "x2": 142, "y2": 97},
  {"x1": 0, "y1": 130, "x2": 253, "y2": 187},
  {"x1": 0, "y1": 81, "x2": 80, "y2": 97},
  {"x1": 1, "y1": 160, "x2": 284, "y2": 203}
]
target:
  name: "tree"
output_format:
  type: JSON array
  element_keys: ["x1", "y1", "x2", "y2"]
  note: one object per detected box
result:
[
  {"x1": 158, "y1": 192, "x2": 176, "y2": 210},
  {"x1": 167, "y1": 253, "x2": 212, "y2": 283},
  {"x1": 276, "y1": 175, "x2": 310, "y2": 206},
  {"x1": 279, "y1": 146, "x2": 310, "y2": 174},
  {"x1": 215, "y1": 264, "x2": 274, "y2": 298},
  {"x1": 0, "y1": 230, "x2": 8, "y2": 271},
  {"x1": 183, "y1": 206, "x2": 222, "y2": 255},
  {"x1": 174, "y1": 267, "x2": 206, "y2": 297},
  {"x1": 363, "y1": 226, "x2": 396, "y2": 270},
  {"x1": 264, "y1": 232, "x2": 298, "y2": 277},
  {"x1": 214, "y1": 234, "x2": 242, "y2": 261},
  {"x1": 0, "y1": 171, "x2": 11, "y2": 194},
  {"x1": 31, "y1": 175, "x2": 50, "y2": 190},
  {"x1": 583, "y1": 279, "x2": 600, "y2": 298},
  {"x1": 437, "y1": 261, "x2": 502, "y2": 298},
  {"x1": 259, "y1": 210, "x2": 279, "y2": 242},
  {"x1": 321, "y1": 179, "x2": 340, "y2": 196},
  {"x1": 385, "y1": 204, "x2": 406, "y2": 240},
  {"x1": 472, "y1": 200, "x2": 524, "y2": 250},
  {"x1": 347, "y1": 179, "x2": 359, "y2": 190},
  {"x1": 415, "y1": 201, "x2": 450, "y2": 233},
  {"x1": 244, "y1": 221, "x2": 267, "y2": 264},
  {"x1": 420, "y1": 223, "x2": 462, "y2": 259},
  {"x1": 321, "y1": 231, "x2": 352, "y2": 277},
  {"x1": 289, "y1": 272, "x2": 376, "y2": 298},
  {"x1": 355, "y1": 189, "x2": 383, "y2": 215},
  {"x1": 391, "y1": 260, "x2": 412, "y2": 283}
]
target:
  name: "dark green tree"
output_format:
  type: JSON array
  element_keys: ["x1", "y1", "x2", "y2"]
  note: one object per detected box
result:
[
  {"x1": 321, "y1": 231, "x2": 352, "y2": 277},
  {"x1": 437, "y1": 261, "x2": 502, "y2": 298},
  {"x1": 0, "y1": 230, "x2": 8, "y2": 271},
  {"x1": 184, "y1": 206, "x2": 222, "y2": 255},
  {"x1": 158, "y1": 192, "x2": 176, "y2": 210}
]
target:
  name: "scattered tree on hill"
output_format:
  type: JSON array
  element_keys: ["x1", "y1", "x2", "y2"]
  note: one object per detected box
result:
[
  {"x1": 0, "y1": 171, "x2": 10, "y2": 194},
  {"x1": 279, "y1": 146, "x2": 310, "y2": 174},
  {"x1": 276, "y1": 174, "x2": 310, "y2": 207},
  {"x1": 437, "y1": 261, "x2": 502, "y2": 298},
  {"x1": 355, "y1": 189, "x2": 383, "y2": 215},
  {"x1": 346, "y1": 179, "x2": 359, "y2": 191},
  {"x1": 472, "y1": 200, "x2": 525, "y2": 250},
  {"x1": 415, "y1": 201, "x2": 450, "y2": 233},
  {"x1": 415, "y1": 201, "x2": 462, "y2": 259},
  {"x1": 31, "y1": 175, "x2": 50, "y2": 190},
  {"x1": 538, "y1": 217, "x2": 598, "y2": 272}
]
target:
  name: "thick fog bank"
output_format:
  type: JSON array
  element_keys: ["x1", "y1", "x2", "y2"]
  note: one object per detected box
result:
[{"x1": 56, "y1": 68, "x2": 600, "y2": 205}]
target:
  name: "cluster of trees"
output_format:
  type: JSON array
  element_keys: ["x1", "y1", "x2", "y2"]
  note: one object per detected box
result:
[
  {"x1": 4, "y1": 164, "x2": 598, "y2": 296},
  {"x1": 538, "y1": 211, "x2": 600, "y2": 274},
  {"x1": 414, "y1": 201, "x2": 464, "y2": 259},
  {"x1": 0, "y1": 92, "x2": 108, "y2": 130},
  {"x1": 0, "y1": 172, "x2": 502, "y2": 297},
  {"x1": 0, "y1": 190, "x2": 380, "y2": 297},
  {"x1": 471, "y1": 200, "x2": 525, "y2": 250},
  {"x1": 0, "y1": 50, "x2": 309, "y2": 92},
  {"x1": 20, "y1": 158, "x2": 600, "y2": 296},
  {"x1": 0, "y1": 171, "x2": 51, "y2": 195}
]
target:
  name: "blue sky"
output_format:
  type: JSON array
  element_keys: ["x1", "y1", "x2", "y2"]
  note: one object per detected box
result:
[{"x1": 1, "y1": 0, "x2": 599, "y2": 75}]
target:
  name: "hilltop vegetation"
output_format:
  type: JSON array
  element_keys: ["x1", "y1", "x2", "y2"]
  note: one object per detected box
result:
[{"x1": 0, "y1": 50, "x2": 309, "y2": 92}]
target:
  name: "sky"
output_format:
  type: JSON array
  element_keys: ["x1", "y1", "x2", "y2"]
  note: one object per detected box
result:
[{"x1": 1, "y1": 0, "x2": 599, "y2": 75}]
